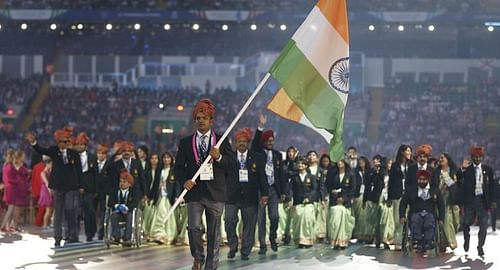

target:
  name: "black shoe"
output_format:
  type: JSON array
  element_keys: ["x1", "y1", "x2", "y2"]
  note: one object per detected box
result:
[
  {"x1": 98, "y1": 236, "x2": 103, "y2": 241},
  {"x1": 86, "y1": 237, "x2": 93, "y2": 242},
  {"x1": 227, "y1": 250, "x2": 236, "y2": 259},
  {"x1": 478, "y1": 247, "x2": 485, "y2": 257},
  {"x1": 464, "y1": 239, "x2": 470, "y2": 252},
  {"x1": 258, "y1": 247, "x2": 267, "y2": 255},
  {"x1": 54, "y1": 240, "x2": 61, "y2": 247},
  {"x1": 270, "y1": 240, "x2": 278, "y2": 252},
  {"x1": 241, "y1": 255, "x2": 249, "y2": 261},
  {"x1": 68, "y1": 239, "x2": 79, "y2": 244},
  {"x1": 283, "y1": 235, "x2": 291, "y2": 245},
  {"x1": 383, "y1": 243, "x2": 390, "y2": 250}
]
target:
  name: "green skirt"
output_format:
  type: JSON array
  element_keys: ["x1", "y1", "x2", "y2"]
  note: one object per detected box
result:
[
  {"x1": 391, "y1": 199, "x2": 402, "y2": 246},
  {"x1": 142, "y1": 201, "x2": 157, "y2": 238},
  {"x1": 292, "y1": 204, "x2": 316, "y2": 246},
  {"x1": 278, "y1": 202, "x2": 292, "y2": 239},
  {"x1": 315, "y1": 202, "x2": 327, "y2": 239},
  {"x1": 441, "y1": 190, "x2": 459, "y2": 249},
  {"x1": 360, "y1": 201, "x2": 377, "y2": 242},
  {"x1": 379, "y1": 202, "x2": 395, "y2": 245},
  {"x1": 175, "y1": 204, "x2": 188, "y2": 244},
  {"x1": 328, "y1": 205, "x2": 355, "y2": 247},
  {"x1": 150, "y1": 197, "x2": 178, "y2": 243},
  {"x1": 351, "y1": 197, "x2": 365, "y2": 239}
]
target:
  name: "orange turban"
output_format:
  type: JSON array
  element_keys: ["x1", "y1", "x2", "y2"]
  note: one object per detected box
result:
[
  {"x1": 416, "y1": 144, "x2": 432, "y2": 157},
  {"x1": 75, "y1": 132, "x2": 90, "y2": 145},
  {"x1": 54, "y1": 126, "x2": 73, "y2": 142},
  {"x1": 118, "y1": 141, "x2": 134, "y2": 153},
  {"x1": 192, "y1": 99, "x2": 216, "y2": 120},
  {"x1": 235, "y1": 128, "x2": 253, "y2": 141},
  {"x1": 96, "y1": 143, "x2": 109, "y2": 154},
  {"x1": 120, "y1": 169, "x2": 134, "y2": 185},
  {"x1": 470, "y1": 146, "x2": 484, "y2": 157}
]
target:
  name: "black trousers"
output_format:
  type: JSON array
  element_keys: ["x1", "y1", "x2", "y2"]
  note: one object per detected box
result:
[
  {"x1": 81, "y1": 192, "x2": 97, "y2": 239},
  {"x1": 225, "y1": 202, "x2": 258, "y2": 257},
  {"x1": 54, "y1": 190, "x2": 80, "y2": 242},
  {"x1": 96, "y1": 193, "x2": 107, "y2": 239},
  {"x1": 410, "y1": 212, "x2": 435, "y2": 245},
  {"x1": 463, "y1": 196, "x2": 489, "y2": 248},
  {"x1": 257, "y1": 187, "x2": 279, "y2": 247}
]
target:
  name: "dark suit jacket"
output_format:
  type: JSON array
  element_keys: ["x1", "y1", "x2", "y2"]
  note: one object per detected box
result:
[
  {"x1": 226, "y1": 150, "x2": 268, "y2": 207},
  {"x1": 80, "y1": 152, "x2": 98, "y2": 193},
  {"x1": 399, "y1": 185, "x2": 445, "y2": 222},
  {"x1": 96, "y1": 158, "x2": 112, "y2": 195},
  {"x1": 174, "y1": 131, "x2": 233, "y2": 202},
  {"x1": 364, "y1": 167, "x2": 386, "y2": 204},
  {"x1": 32, "y1": 144, "x2": 82, "y2": 191},
  {"x1": 326, "y1": 168, "x2": 355, "y2": 207},
  {"x1": 110, "y1": 158, "x2": 147, "y2": 197},
  {"x1": 458, "y1": 164, "x2": 496, "y2": 208},
  {"x1": 406, "y1": 163, "x2": 436, "y2": 189},
  {"x1": 309, "y1": 166, "x2": 327, "y2": 201},
  {"x1": 388, "y1": 161, "x2": 415, "y2": 200},
  {"x1": 251, "y1": 129, "x2": 286, "y2": 196},
  {"x1": 291, "y1": 173, "x2": 318, "y2": 206},
  {"x1": 149, "y1": 166, "x2": 177, "y2": 205},
  {"x1": 108, "y1": 187, "x2": 140, "y2": 211}
]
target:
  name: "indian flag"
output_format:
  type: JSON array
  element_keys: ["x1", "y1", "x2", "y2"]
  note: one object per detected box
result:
[{"x1": 267, "y1": 0, "x2": 349, "y2": 161}]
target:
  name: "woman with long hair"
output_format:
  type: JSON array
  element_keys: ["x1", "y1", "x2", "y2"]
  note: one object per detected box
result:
[
  {"x1": 352, "y1": 156, "x2": 371, "y2": 242},
  {"x1": 38, "y1": 156, "x2": 54, "y2": 230},
  {"x1": 143, "y1": 153, "x2": 161, "y2": 240},
  {"x1": 432, "y1": 153, "x2": 460, "y2": 251},
  {"x1": 1, "y1": 149, "x2": 16, "y2": 232},
  {"x1": 10, "y1": 150, "x2": 30, "y2": 232}
]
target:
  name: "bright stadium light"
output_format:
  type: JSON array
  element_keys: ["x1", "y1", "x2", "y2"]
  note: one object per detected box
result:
[
  {"x1": 368, "y1": 25, "x2": 375, "y2": 31},
  {"x1": 163, "y1": 23, "x2": 171, "y2": 30},
  {"x1": 428, "y1": 25, "x2": 435, "y2": 32},
  {"x1": 250, "y1": 24, "x2": 257, "y2": 31},
  {"x1": 0, "y1": 24, "x2": 3, "y2": 30},
  {"x1": 77, "y1": 23, "x2": 83, "y2": 30},
  {"x1": 192, "y1": 23, "x2": 200, "y2": 30},
  {"x1": 158, "y1": 103, "x2": 165, "y2": 109},
  {"x1": 106, "y1": 23, "x2": 113, "y2": 30},
  {"x1": 488, "y1": 26, "x2": 495, "y2": 32},
  {"x1": 134, "y1": 23, "x2": 141, "y2": 30},
  {"x1": 280, "y1": 24, "x2": 287, "y2": 31},
  {"x1": 398, "y1": 25, "x2": 404, "y2": 31},
  {"x1": 221, "y1": 24, "x2": 228, "y2": 31},
  {"x1": 21, "y1": 23, "x2": 28, "y2": 30},
  {"x1": 50, "y1": 23, "x2": 57, "y2": 30}
]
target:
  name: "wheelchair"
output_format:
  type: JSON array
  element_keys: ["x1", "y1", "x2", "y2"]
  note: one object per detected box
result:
[
  {"x1": 402, "y1": 212, "x2": 441, "y2": 256},
  {"x1": 103, "y1": 207, "x2": 144, "y2": 248}
]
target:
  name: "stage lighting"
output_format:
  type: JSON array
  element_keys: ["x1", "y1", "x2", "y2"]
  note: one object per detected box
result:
[
  {"x1": 158, "y1": 103, "x2": 165, "y2": 109},
  {"x1": 221, "y1": 24, "x2": 228, "y2": 31},
  {"x1": 77, "y1": 23, "x2": 83, "y2": 30},
  {"x1": 488, "y1": 26, "x2": 494, "y2": 32},
  {"x1": 106, "y1": 24, "x2": 113, "y2": 30},
  {"x1": 398, "y1": 25, "x2": 404, "y2": 31},
  {"x1": 250, "y1": 24, "x2": 257, "y2": 31},
  {"x1": 50, "y1": 24, "x2": 57, "y2": 30},
  {"x1": 134, "y1": 23, "x2": 141, "y2": 30},
  {"x1": 176, "y1": 105, "x2": 184, "y2": 111},
  {"x1": 161, "y1": 128, "x2": 173, "y2": 134},
  {"x1": 164, "y1": 24, "x2": 171, "y2": 30},
  {"x1": 280, "y1": 24, "x2": 287, "y2": 31},
  {"x1": 192, "y1": 23, "x2": 200, "y2": 30},
  {"x1": 368, "y1": 25, "x2": 375, "y2": 31},
  {"x1": 0, "y1": 24, "x2": 2, "y2": 30},
  {"x1": 428, "y1": 25, "x2": 435, "y2": 31},
  {"x1": 6, "y1": 108, "x2": 14, "y2": 116},
  {"x1": 21, "y1": 23, "x2": 28, "y2": 30}
]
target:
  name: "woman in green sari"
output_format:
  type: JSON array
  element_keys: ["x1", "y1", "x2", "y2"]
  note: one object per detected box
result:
[
  {"x1": 432, "y1": 153, "x2": 460, "y2": 251},
  {"x1": 352, "y1": 156, "x2": 370, "y2": 242},
  {"x1": 143, "y1": 153, "x2": 161, "y2": 241},
  {"x1": 306, "y1": 151, "x2": 328, "y2": 242},
  {"x1": 150, "y1": 152, "x2": 178, "y2": 244},
  {"x1": 326, "y1": 159, "x2": 355, "y2": 249}
]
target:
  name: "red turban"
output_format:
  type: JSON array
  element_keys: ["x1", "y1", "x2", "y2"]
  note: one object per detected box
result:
[
  {"x1": 470, "y1": 146, "x2": 484, "y2": 157},
  {"x1": 416, "y1": 170, "x2": 431, "y2": 180},
  {"x1": 54, "y1": 126, "x2": 73, "y2": 142},
  {"x1": 75, "y1": 132, "x2": 90, "y2": 145},
  {"x1": 192, "y1": 99, "x2": 216, "y2": 120},
  {"x1": 96, "y1": 143, "x2": 109, "y2": 154},
  {"x1": 118, "y1": 141, "x2": 135, "y2": 153},
  {"x1": 260, "y1": 130, "x2": 274, "y2": 145},
  {"x1": 416, "y1": 144, "x2": 432, "y2": 157},
  {"x1": 235, "y1": 128, "x2": 253, "y2": 141},
  {"x1": 120, "y1": 168, "x2": 134, "y2": 185}
]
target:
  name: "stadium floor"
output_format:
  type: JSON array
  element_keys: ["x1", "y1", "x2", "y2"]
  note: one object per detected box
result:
[{"x1": 0, "y1": 225, "x2": 497, "y2": 270}]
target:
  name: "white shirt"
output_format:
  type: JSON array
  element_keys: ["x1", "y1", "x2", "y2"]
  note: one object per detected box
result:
[
  {"x1": 238, "y1": 150, "x2": 248, "y2": 168},
  {"x1": 80, "y1": 151, "x2": 88, "y2": 172},
  {"x1": 309, "y1": 164, "x2": 318, "y2": 176},
  {"x1": 474, "y1": 164, "x2": 483, "y2": 196},
  {"x1": 418, "y1": 163, "x2": 428, "y2": 171},
  {"x1": 299, "y1": 171, "x2": 307, "y2": 182},
  {"x1": 122, "y1": 158, "x2": 132, "y2": 171},
  {"x1": 196, "y1": 129, "x2": 222, "y2": 161},
  {"x1": 418, "y1": 183, "x2": 431, "y2": 200},
  {"x1": 98, "y1": 159, "x2": 106, "y2": 173}
]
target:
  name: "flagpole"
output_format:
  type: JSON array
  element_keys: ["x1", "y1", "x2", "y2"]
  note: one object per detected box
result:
[{"x1": 165, "y1": 72, "x2": 272, "y2": 221}]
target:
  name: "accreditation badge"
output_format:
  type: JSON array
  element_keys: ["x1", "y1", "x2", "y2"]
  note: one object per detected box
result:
[
  {"x1": 239, "y1": 169, "x2": 249, "y2": 182},
  {"x1": 200, "y1": 163, "x2": 214, "y2": 181}
]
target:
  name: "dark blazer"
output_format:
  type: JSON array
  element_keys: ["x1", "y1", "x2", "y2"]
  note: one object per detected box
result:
[
  {"x1": 226, "y1": 150, "x2": 268, "y2": 207},
  {"x1": 406, "y1": 163, "x2": 436, "y2": 189},
  {"x1": 174, "y1": 131, "x2": 233, "y2": 202},
  {"x1": 108, "y1": 187, "x2": 140, "y2": 211},
  {"x1": 353, "y1": 167, "x2": 369, "y2": 198},
  {"x1": 110, "y1": 158, "x2": 147, "y2": 197},
  {"x1": 388, "y1": 161, "x2": 413, "y2": 200},
  {"x1": 282, "y1": 158, "x2": 298, "y2": 201},
  {"x1": 150, "y1": 166, "x2": 177, "y2": 205},
  {"x1": 80, "y1": 152, "x2": 98, "y2": 193},
  {"x1": 291, "y1": 172, "x2": 318, "y2": 206},
  {"x1": 96, "y1": 158, "x2": 112, "y2": 195},
  {"x1": 457, "y1": 164, "x2": 496, "y2": 209},
  {"x1": 363, "y1": 167, "x2": 386, "y2": 204},
  {"x1": 32, "y1": 143, "x2": 82, "y2": 191},
  {"x1": 251, "y1": 129, "x2": 286, "y2": 196},
  {"x1": 308, "y1": 166, "x2": 327, "y2": 201},
  {"x1": 325, "y1": 168, "x2": 355, "y2": 207},
  {"x1": 399, "y1": 185, "x2": 445, "y2": 222}
]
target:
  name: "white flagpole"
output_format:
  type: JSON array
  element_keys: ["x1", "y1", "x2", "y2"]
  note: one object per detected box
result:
[{"x1": 165, "y1": 72, "x2": 272, "y2": 221}]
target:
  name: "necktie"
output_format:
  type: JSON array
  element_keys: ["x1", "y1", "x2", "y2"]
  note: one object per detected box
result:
[
  {"x1": 239, "y1": 153, "x2": 246, "y2": 169},
  {"x1": 265, "y1": 150, "x2": 274, "y2": 185},
  {"x1": 200, "y1": 135, "x2": 208, "y2": 160},
  {"x1": 124, "y1": 160, "x2": 130, "y2": 171},
  {"x1": 62, "y1": 151, "x2": 68, "y2": 164}
]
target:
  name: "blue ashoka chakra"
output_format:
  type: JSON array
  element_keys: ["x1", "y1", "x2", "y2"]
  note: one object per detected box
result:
[{"x1": 328, "y1": 57, "x2": 349, "y2": 94}]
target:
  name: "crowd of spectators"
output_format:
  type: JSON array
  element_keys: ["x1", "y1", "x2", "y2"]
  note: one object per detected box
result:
[{"x1": 1, "y1": 0, "x2": 493, "y2": 12}]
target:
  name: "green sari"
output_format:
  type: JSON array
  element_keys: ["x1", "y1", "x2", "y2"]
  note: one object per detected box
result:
[
  {"x1": 293, "y1": 204, "x2": 316, "y2": 245},
  {"x1": 328, "y1": 205, "x2": 355, "y2": 247}
]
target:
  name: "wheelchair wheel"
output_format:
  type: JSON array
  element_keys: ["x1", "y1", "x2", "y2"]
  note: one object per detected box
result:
[
  {"x1": 402, "y1": 219, "x2": 410, "y2": 256},
  {"x1": 103, "y1": 208, "x2": 112, "y2": 249},
  {"x1": 132, "y1": 208, "x2": 143, "y2": 248}
]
